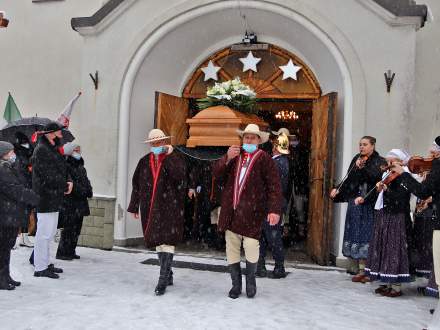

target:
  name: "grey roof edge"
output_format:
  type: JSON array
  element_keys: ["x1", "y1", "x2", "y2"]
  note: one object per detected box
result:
[
  {"x1": 71, "y1": 0, "x2": 125, "y2": 31},
  {"x1": 372, "y1": 0, "x2": 428, "y2": 24},
  {"x1": 71, "y1": 0, "x2": 428, "y2": 31}
]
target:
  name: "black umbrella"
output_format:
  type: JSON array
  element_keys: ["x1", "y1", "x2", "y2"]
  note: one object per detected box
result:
[{"x1": 0, "y1": 117, "x2": 75, "y2": 145}]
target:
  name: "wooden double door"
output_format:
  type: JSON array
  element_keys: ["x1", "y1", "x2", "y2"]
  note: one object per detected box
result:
[{"x1": 154, "y1": 91, "x2": 337, "y2": 265}]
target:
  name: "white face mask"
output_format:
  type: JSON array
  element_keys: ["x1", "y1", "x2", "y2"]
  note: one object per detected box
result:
[
  {"x1": 72, "y1": 152, "x2": 82, "y2": 160},
  {"x1": 21, "y1": 143, "x2": 30, "y2": 149}
]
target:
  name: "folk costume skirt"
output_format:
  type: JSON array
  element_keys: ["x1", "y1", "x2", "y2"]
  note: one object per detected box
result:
[
  {"x1": 342, "y1": 199, "x2": 374, "y2": 260},
  {"x1": 365, "y1": 209, "x2": 411, "y2": 283}
]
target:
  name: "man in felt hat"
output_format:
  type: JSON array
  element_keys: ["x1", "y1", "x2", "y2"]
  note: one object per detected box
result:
[
  {"x1": 213, "y1": 124, "x2": 282, "y2": 299},
  {"x1": 128, "y1": 128, "x2": 186, "y2": 296},
  {"x1": 256, "y1": 133, "x2": 290, "y2": 279},
  {"x1": 32, "y1": 121, "x2": 72, "y2": 279}
]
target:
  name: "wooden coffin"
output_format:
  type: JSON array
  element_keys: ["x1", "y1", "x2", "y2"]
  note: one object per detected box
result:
[{"x1": 186, "y1": 105, "x2": 269, "y2": 147}]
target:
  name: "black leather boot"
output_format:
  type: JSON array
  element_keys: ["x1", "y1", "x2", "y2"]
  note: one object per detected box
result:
[
  {"x1": 272, "y1": 263, "x2": 287, "y2": 279},
  {"x1": 0, "y1": 267, "x2": 15, "y2": 290},
  {"x1": 167, "y1": 253, "x2": 174, "y2": 287},
  {"x1": 155, "y1": 253, "x2": 173, "y2": 296},
  {"x1": 228, "y1": 263, "x2": 242, "y2": 299},
  {"x1": 256, "y1": 257, "x2": 267, "y2": 278},
  {"x1": 6, "y1": 265, "x2": 21, "y2": 287},
  {"x1": 245, "y1": 261, "x2": 257, "y2": 298}
]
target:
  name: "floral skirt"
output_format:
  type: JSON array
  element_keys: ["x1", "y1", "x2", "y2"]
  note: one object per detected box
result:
[
  {"x1": 342, "y1": 199, "x2": 374, "y2": 260},
  {"x1": 365, "y1": 209, "x2": 411, "y2": 283}
]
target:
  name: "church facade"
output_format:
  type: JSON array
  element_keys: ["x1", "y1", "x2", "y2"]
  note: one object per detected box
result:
[{"x1": 0, "y1": 0, "x2": 438, "y2": 266}]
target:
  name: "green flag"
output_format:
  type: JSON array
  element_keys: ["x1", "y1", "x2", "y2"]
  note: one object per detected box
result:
[{"x1": 3, "y1": 92, "x2": 22, "y2": 123}]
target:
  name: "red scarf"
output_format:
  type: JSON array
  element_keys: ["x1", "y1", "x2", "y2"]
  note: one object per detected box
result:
[
  {"x1": 232, "y1": 150, "x2": 262, "y2": 210},
  {"x1": 144, "y1": 153, "x2": 166, "y2": 237}
]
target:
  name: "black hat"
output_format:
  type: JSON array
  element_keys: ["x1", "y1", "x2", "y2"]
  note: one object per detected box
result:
[
  {"x1": 435, "y1": 136, "x2": 440, "y2": 148},
  {"x1": 42, "y1": 121, "x2": 65, "y2": 134},
  {"x1": 15, "y1": 132, "x2": 30, "y2": 145}
]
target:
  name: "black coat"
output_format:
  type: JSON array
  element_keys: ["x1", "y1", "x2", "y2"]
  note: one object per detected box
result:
[
  {"x1": 59, "y1": 157, "x2": 93, "y2": 227},
  {"x1": 288, "y1": 144, "x2": 309, "y2": 196},
  {"x1": 401, "y1": 157, "x2": 440, "y2": 218},
  {"x1": 13, "y1": 146, "x2": 34, "y2": 225},
  {"x1": 14, "y1": 145, "x2": 33, "y2": 188},
  {"x1": 0, "y1": 160, "x2": 40, "y2": 228},
  {"x1": 32, "y1": 136, "x2": 69, "y2": 213},
  {"x1": 273, "y1": 154, "x2": 290, "y2": 213},
  {"x1": 382, "y1": 175, "x2": 412, "y2": 214},
  {"x1": 334, "y1": 151, "x2": 386, "y2": 204}
]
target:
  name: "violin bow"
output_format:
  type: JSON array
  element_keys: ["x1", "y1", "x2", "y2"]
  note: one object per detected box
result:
[
  {"x1": 362, "y1": 171, "x2": 393, "y2": 200},
  {"x1": 335, "y1": 156, "x2": 361, "y2": 194}
]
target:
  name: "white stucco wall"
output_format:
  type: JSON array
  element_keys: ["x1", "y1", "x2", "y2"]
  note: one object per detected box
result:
[
  {"x1": 106, "y1": 0, "x2": 420, "y2": 255},
  {"x1": 413, "y1": 0, "x2": 440, "y2": 155}
]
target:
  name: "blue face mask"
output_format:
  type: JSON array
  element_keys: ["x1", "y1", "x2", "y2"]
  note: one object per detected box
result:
[
  {"x1": 151, "y1": 146, "x2": 166, "y2": 155},
  {"x1": 8, "y1": 154, "x2": 16, "y2": 164},
  {"x1": 242, "y1": 144, "x2": 258, "y2": 153},
  {"x1": 72, "y1": 152, "x2": 82, "y2": 160}
]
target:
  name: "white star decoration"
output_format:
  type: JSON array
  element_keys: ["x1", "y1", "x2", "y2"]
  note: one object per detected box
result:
[
  {"x1": 239, "y1": 51, "x2": 261, "y2": 73},
  {"x1": 279, "y1": 59, "x2": 302, "y2": 80},
  {"x1": 201, "y1": 60, "x2": 221, "y2": 81}
]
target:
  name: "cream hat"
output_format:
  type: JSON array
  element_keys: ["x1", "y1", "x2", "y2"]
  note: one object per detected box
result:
[
  {"x1": 237, "y1": 124, "x2": 270, "y2": 144},
  {"x1": 144, "y1": 129, "x2": 171, "y2": 143},
  {"x1": 271, "y1": 127, "x2": 294, "y2": 137}
]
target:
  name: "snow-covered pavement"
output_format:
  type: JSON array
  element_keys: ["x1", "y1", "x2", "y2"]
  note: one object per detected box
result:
[{"x1": 1, "y1": 245, "x2": 437, "y2": 330}]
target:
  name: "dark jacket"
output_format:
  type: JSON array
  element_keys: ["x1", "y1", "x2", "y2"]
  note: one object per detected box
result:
[
  {"x1": 13, "y1": 145, "x2": 34, "y2": 226},
  {"x1": 401, "y1": 157, "x2": 440, "y2": 218},
  {"x1": 0, "y1": 160, "x2": 40, "y2": 228},
  {"x1": 334, "y1": 151, "x2": 386, "y2": 204},
  {"x1": 213, "y1": 150, "x2": 282, "y2": 240},
  {"x1": 32, "y1": 136, "x2": 69, "y2": 213},
  {"x1": 273, "y1": 154, "x2": 290, "y2": 213},
  {"x1": 14, "y1": 145, "x2": 33, "y2": 188},
  {"x1": 127, "y1": 152, "x2": 187, "y2": 248},
  {"x1": 59, "y1": 157, "x2": 93, "y2": 227},
  {"x1": 288, "y1": 143, "x2": 309, "y2": 196},
  {"x1": 381, "y1": 175, "x2": 412, "y2": 214}
]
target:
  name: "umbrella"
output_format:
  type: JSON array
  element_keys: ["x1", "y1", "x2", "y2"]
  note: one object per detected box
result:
[{"x1": 0, "y1": 117, "x2": 75, "y2": 145}]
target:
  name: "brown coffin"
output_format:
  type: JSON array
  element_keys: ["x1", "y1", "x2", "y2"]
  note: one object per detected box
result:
[
  {"x1": 186, "y1": 105, "x2": 268, "y2": 147},
  {"x1": 0, "y1": 18, "x2": 9, "y2": 28}
]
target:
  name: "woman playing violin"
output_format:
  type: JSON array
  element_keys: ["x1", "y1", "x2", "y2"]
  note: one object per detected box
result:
[
  {"x1": 361, "y1": 149, "x2": 413, "y2": 297},
  {"x1": 330, "y1": 136, "x2": 385, "y2": 282},
  {"x1": 393, "y1": 137, "x2": 440, "y2": 304}
]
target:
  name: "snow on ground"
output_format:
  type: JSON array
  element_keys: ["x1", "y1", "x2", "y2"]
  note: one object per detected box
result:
[{"x1": 1, "y1": 245, "x2": 437, "y2": 330}]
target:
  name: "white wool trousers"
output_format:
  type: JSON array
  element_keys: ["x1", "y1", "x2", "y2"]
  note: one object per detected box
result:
[
  {"x1": 34, "y1": 212, "x2": 59, "y2": 272},
  {"x1": 156, "y1": 245, "x2": 175, "y2": 253},
  {"x1": 225, "y1": 230, "x2": 260, "y2": 264}
]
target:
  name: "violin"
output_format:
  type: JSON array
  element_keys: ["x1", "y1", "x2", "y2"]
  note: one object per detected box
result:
[
  {"x1": 407, "y1": 156, "x2": 433, "y2": 174},
  {"x1": 357, "y1": 155, "x2": 369, "y2": 167},
  {"x1": 382, "y1": 171, "x2": 401, "y2": 185}
]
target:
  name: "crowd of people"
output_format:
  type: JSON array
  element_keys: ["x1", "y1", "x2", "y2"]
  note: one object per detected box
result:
[
  {"x1": 330, "y1": 136, "x2": 440, "y2": 303},
  {"x1": 0, "y1": 121, "x2": 92, "y2": 289},
  {"x1": 2, "y1": 117, "x2": 439, "y2": 324},
  {"x1": 128, "y1": 122, "x2": 440, "y2": 311}
]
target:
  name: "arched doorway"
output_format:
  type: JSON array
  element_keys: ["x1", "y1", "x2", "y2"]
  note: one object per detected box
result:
[{"x1": 154, "y1": 43, "x2": 337, "y2": 264}]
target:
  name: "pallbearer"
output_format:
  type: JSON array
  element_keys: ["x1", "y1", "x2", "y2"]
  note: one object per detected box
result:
[
  {"x1": 128, "y1": 129, "x2": 186, "y2": 296},
  {"x1": 213, "y1": 124, "x2": 282, "y2": 299},
  {"x1": 330, "y1": 136, "x2": 385, "y2": 282}
]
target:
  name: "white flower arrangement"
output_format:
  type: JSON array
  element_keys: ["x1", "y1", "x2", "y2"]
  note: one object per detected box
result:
[{"x1": 198, "y1": 78, "x2": 257, "y2": 114}]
